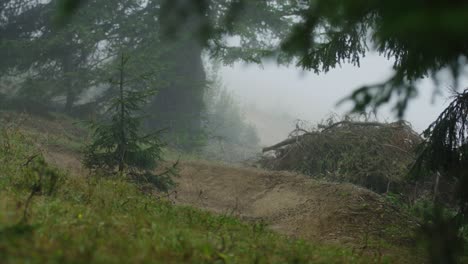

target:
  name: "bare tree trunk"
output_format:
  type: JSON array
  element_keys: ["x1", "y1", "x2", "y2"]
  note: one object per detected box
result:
[
  {"x1": 118, "y1": 54, "x2": 126, "y2": 173},
  {"x1": 65, "y1": 85, "x2": 76, "y2": 113},
  {"x1": 63, "y1": 55, "x2": 76, "y2": 113},
  {"x1": 147, "y1": 0, "x2": 207, "y2": 151}
]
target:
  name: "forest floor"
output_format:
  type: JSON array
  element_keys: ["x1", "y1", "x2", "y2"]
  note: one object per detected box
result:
[{"x1": 1, "y1": 111, "x2": 424, "y2": 262}]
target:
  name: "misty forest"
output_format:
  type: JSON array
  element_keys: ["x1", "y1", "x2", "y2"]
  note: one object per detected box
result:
[{"x1": 1, "y1": 0, "x2": 468, "y2": 263}]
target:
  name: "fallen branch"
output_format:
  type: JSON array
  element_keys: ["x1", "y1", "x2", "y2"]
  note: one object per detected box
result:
[
  {"x1": 263, "y1": 121, "x2": 408, "y2": 153},
  {"x1": 262, "y1": 133, "x2": 313, "y2": 153},
  {"x1": 22, "y1": 154, "x2": 39, "y2": 167},
  {"x1": 319, "y1": 121, "x2": 403, "y2": 132},
  {"x1": 380, "y1": 143, "x2": 410, "y2": 154}
]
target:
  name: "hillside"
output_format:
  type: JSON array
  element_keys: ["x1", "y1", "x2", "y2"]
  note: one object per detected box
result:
[
  {"x1": 0, "y1": 112, "x2": 423, "y2": 263},
  {"x1": 172, "y1": 161, "x2": 417, "y2": 246}
]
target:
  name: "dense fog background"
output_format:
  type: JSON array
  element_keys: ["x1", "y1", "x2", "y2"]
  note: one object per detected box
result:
[{"x1": 220, "y1": 53, "x2": 456, "y2": 145}]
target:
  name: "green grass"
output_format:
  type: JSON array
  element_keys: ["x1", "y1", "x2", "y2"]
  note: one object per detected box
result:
[
  {"x1": 0, "y1": 110, "x2": 89, "y2": 153},
  {"x1": 0, "y1": 120, "x2": 383, "y2": 263}
]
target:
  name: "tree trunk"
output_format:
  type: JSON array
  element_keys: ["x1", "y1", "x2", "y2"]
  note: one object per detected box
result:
[
  {"x1": 118, "y1": 54, "x2": 126, "y2": 172},
  {"x1": 148, "y1": 0, "x2": 207, "y2": 151},
  {"x1": 63, "y1": 55, "x2": 76, "y2": 114},
  {"x1": 64, "y1": 85, "x2": 76, "y2": 113}
]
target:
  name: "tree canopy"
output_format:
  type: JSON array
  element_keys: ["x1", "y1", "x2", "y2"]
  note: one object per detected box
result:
[
  {"x1": 55, "y1": 0, "x2": 468, "y2": 117},
  {"x1": 3, "y1": 0, "x2": 468, "y2": 261}
]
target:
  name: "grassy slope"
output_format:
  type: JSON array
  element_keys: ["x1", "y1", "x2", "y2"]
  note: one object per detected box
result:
[{"x1": 0, "y1": 114, "x2": 384, "y2": 264}]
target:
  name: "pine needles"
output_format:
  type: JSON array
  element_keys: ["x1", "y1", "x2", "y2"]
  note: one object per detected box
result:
[
  {"x1": 414, "y1": 89, "x2": 468, "y2": 212},
  {"x1": 83, "y1": 53, "x2": 175, "y2": 191}
]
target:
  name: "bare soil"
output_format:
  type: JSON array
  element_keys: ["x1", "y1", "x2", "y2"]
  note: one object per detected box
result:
[
  {"x1": 167, "y1": 161, "x2": 416, "y2": 248},
  {"x1": 43, "y1": 143, "x2": 416, "y2": 250}
]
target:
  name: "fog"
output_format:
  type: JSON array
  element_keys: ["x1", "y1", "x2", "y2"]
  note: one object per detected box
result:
[{"x1": 220, "y1": 53, "x2": 455, "y2": 145}]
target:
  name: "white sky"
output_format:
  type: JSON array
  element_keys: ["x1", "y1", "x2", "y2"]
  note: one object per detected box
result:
[{"x1": 220, "y1": 52, "x2": 459, "y2": 144}]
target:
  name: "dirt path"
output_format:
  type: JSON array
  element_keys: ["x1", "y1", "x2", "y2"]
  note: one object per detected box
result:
[
  {"x1": 168, "y1": 161, "x2": 415, "y2": 248},
  {"x1": 42, "y1": 142, "x2": 415, "y2": 252},
  {"x1": 35, "y1": 124, "x2": 415, "y2": 253},
  {"x1": 43, "y1": 143, "x2": 415, "y2": 247},
  {"x1": 44, "y1": 146, "x2": 87, "y2": 176}
]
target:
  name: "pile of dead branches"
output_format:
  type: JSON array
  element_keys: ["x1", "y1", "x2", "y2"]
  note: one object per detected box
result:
[{"x1": 261, "y1": 119, "x2": 422, "y2": 194}]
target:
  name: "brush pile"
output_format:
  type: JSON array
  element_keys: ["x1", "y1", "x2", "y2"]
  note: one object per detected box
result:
[{"x1": 261, "y1": 118, "x2": 422, "y2": 194}]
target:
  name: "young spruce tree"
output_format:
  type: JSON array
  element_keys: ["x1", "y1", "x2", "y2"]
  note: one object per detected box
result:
[{"x1": 84, "y1": 53, "x2": 175, "y2": 191}]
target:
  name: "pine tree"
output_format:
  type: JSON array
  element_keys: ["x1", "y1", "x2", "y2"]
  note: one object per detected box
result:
[
  {"x1": 83, "y1": 53, "x2": 175, "y2": 190},
  {"x1": 414, "y1": 89, "x2": 468, "y2": 209}
]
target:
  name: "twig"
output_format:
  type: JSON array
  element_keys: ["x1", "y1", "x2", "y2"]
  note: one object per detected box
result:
[
  {"x1": 22, "y1": 154, "x2": 39, "y2": 167},
  {"x1": 380, "y1": 143, "x2": 409, "y2": 154},
  {"x1": 262, "y1": 133, "x2": 315, "y2": 152},
  {"x1": 319, "y1": 121, "x2": 401, "y2": 132}
]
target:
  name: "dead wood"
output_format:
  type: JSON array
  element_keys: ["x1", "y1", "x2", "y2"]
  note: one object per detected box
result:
[{"x1": 263, "y1": 121, "x2": 409, "y2": 153}]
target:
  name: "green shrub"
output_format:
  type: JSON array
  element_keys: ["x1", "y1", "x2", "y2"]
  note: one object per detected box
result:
[{"x1": 83, "y1": 54, "x2": 175, "y2": 191}]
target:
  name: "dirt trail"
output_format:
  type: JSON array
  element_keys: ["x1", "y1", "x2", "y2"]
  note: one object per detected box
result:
[
  {"x1": 41, "y1": 138, "x2": 415, "y2": 248},
  {"x1": 168, "y1": 161, "x2": 415, "y2": 247},
  {"x1": 40, "y1": 136, "x2": 415, "y2": 248},
  {"x1": 2, "y1": 112, "x2": 89, "y2": 177},
  {"x1": 39, "y1": 134, "x2": 415, "y2": 251},
  {"x1": 44, "y1": 146, "x2": 87, "y2": 176}
]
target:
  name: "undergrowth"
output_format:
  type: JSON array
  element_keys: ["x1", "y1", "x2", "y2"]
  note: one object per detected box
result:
[
  {"x1": 0, "y1": 119, "x2": 381, "y2": 263},
  {"x1": 385, "y1": 192, "x2": 468, "y2": 263}
]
